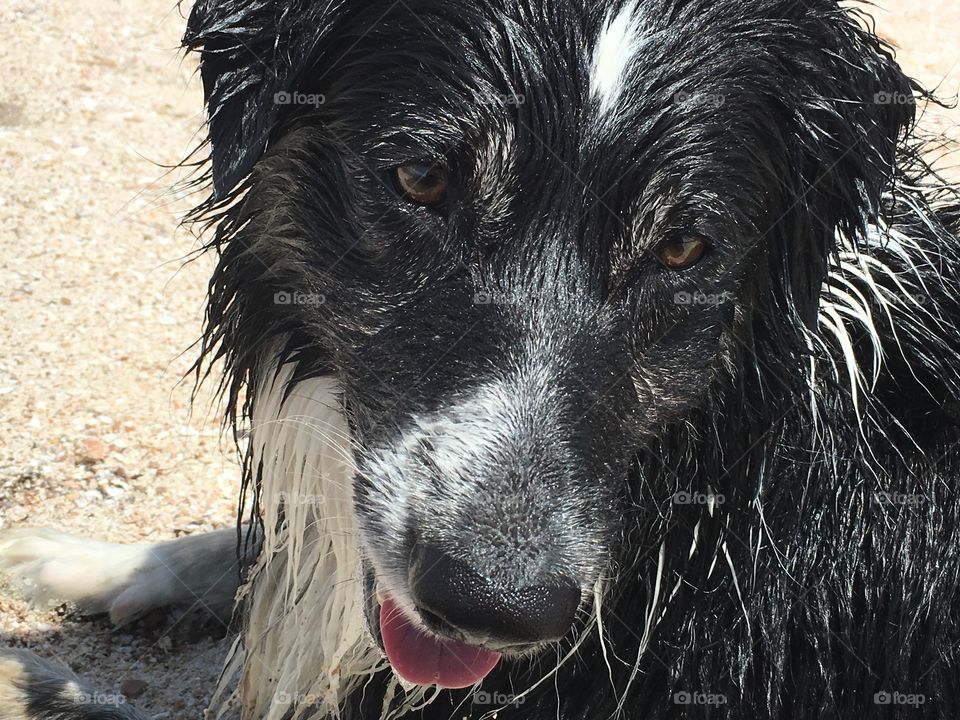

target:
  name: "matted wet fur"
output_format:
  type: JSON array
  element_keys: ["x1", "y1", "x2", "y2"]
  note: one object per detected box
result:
[{"x1": 1, "y1": 0, "x2": 959, "y2": 718}]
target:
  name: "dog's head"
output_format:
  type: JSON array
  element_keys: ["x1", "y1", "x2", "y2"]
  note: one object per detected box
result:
[{"x1": 185, "y1": 0, "x2": 914, "y2": 689}]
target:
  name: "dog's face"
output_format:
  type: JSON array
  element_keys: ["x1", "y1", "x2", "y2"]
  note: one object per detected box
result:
[{"x1": 188, "y1": 0, "x2": 911, "y2": 688}]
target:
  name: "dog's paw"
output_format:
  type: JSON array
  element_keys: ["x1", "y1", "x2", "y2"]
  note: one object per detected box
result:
[{"x1": 0, "y1": 528, "x2": 167, "y2": 626}]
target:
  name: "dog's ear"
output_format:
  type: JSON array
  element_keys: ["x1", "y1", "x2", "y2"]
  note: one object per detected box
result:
[
  {"x1": 770, "y1": 7, "x2": 917, "y2": 324},
  {"x1": 795, "y1": 9, "x2": 915, "y2": 224},
  {"x1": 182, "y1": 0, "x2": 345, "y2": 199}
]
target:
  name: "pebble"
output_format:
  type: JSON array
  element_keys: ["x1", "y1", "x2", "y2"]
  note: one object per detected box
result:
[
  {"x1": 77, "y1": 437, "x2": 107, "y2": 464},
  {"x1": 120, "y1": 677, "x2": 148, "y2": 699}
]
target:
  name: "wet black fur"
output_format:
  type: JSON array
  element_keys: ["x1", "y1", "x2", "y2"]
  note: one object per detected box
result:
[{"x1": 181, "y1": 0, "x2": 960, "y2": 718}]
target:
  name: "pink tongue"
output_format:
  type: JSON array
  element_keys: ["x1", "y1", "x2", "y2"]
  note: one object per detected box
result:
[{"x1": 379, "y1": 595, "x2": 501, "y2": 688}]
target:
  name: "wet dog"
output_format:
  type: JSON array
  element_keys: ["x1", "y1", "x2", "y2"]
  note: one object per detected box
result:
[{"x1": 2, "y1": 0, "x2": 959, "y2": 718}]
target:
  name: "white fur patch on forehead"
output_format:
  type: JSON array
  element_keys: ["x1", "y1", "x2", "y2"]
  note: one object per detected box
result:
[{"x1": 590, "y1": 1, "x2": 645, "y2": 115}]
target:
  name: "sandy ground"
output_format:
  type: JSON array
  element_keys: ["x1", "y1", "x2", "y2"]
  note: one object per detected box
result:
[{"x1": 0, "y1": 1, "x2": 957, "y2": 718}]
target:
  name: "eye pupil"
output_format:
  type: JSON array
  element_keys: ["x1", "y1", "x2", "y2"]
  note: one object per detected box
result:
[
  {"x1": 658, "y1": 236, "x2": 708, "y2": 269},
  {"x1": 396, "y1": 163, "x2": 448, "y2": 205}
]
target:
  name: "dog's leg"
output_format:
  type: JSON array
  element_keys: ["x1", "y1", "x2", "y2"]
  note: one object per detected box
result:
[
  {"x1": 0, "y1": 648, "x2": 150, "y2": 720},
  {"x1": 0, "y1": 525, "x2": 258, "y2": 626}
]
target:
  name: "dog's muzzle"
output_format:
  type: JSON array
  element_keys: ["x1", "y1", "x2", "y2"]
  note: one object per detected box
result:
[{"x1": 362, "y1": 546, "x2": 581, "y2": 688}]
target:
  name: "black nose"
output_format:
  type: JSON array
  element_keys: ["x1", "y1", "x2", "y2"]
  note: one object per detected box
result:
[{"x1": 408, "y1": 544, "x2": 581, "y2": 647}]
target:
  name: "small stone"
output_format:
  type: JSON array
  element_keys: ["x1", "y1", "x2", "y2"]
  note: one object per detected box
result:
[
  {"x1": 120, "y1": 677, "x2": 148, "y2": 699},
  {"x1": 77, "y1": 438, "x2": 107, "y2": 464}
]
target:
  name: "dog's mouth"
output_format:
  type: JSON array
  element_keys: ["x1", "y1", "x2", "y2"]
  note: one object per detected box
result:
[{"x1": 363, "y1": 561, "x2": 502, "y2": 688}]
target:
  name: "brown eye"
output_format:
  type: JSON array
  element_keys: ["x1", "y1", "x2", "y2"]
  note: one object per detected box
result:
[
  {"x1": 395, "y1": 162, "x2": 448, "y2": 206},
  {"x1": 658, "y1": 235, "x2": 709, "y2": 269}
]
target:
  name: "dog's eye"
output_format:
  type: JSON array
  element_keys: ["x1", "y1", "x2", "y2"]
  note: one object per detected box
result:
[
  {"x1": 395, "y1": 162, "x2": 448, "y2": 206},
  {"x1": 657, "y1": 235, "x2": 709, "y2": 270}
]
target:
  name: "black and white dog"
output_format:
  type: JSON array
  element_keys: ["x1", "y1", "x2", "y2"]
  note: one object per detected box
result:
[{"x1": 2, "y1": 0, "x2": 960, "y2": 718}]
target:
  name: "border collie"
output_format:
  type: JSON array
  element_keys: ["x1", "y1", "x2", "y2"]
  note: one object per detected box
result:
[{"x1": 2, "y1": 0, "x2": 959, "y2": 718}]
